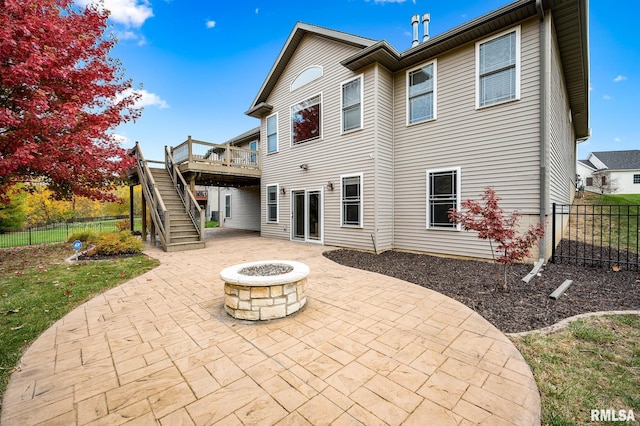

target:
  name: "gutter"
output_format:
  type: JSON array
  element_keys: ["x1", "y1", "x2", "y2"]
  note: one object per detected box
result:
[{"x1": 536, "y1": 0, "x2": 547, "y2": 261}]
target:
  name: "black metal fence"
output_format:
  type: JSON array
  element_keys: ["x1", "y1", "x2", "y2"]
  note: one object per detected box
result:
[
  {"x1": 0, "y1": 216, "x2": 130, "y2": 249},
  {"x1": 552, "y1": 203, "x2": 640, "y2": 271}
]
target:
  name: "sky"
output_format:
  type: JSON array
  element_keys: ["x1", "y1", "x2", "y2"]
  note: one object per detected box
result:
[{"x1": 79, "y1": 0, "x2": 640, "y2": 162}]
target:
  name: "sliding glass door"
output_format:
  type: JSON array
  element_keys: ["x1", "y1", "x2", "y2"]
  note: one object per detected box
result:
[{"x1": 291, "y1": 189, "x2": 322, "y2": 243}]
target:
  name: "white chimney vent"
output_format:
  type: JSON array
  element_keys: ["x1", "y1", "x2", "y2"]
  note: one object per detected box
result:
[
  {"x1": 422, "y1": 13, "x2": 430, "y2": 42},
  {"x1": 411, "y1": 15, "x2": 420, "y2": 47}
]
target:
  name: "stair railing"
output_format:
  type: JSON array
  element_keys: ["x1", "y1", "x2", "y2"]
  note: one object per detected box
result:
[
  {"x1": 131, "y1": 142, "x2": 169, "y2": 249},
  {"x1": 165, "y1": 146, "x2": 205, "y2": 241}
]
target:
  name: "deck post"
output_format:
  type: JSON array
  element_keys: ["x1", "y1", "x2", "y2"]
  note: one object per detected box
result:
[
  {"x1": 141, "y1": 191, "x2": 147, "y2": 242},
  {"x1": 129, "y1": 185, "x2": 135, "y2": 233}
]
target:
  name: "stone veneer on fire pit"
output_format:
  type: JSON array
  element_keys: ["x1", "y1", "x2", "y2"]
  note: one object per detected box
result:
[{"x1": 220, "y1": 260, "x2": 309, "y2": 320}]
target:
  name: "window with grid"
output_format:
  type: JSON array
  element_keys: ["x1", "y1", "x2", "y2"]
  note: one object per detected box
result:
[
  {"x1": 477, "y1": 28, "x2": 519, "y2": 107},
  {"x1": 341, "y1": 174, "x2": 363, "y2": 227},
  {"x1": 427, "y1": 168, "x2": 460, "y2": 229},
  {"x1": 634, "y1": 174, "x2": 640, "y2": 184},
  {"x1": 291, "y1": 95, "x2": 321, "y2": 145},
  {"x1": 267, "y1": 114, "x2": 278, "y2": 153},
  {"x1": 342, "y1": 76, "x2": 362, "y2": 132},
  {"x1": 408, "y1": 62, "x2": 435, "y2": 124},
  {"x1": 224, "y1": 194, "x2": 231, "y2": 219},
  {"x1": 266, "y1": 184, "x2": 278, "y2": 222},
  {"x1": 586, "y1": 177, "x2": 593, "y2": 186}
]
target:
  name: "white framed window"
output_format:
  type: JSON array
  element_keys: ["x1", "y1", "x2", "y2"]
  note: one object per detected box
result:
[
  {"x1": 634, "y1": 174, "x2": 640, "y2": 184},
  {"x1": 249, "y1": 140, "x2": 258, "y2": 164},
  {"x1": 476, "y1": 27, "x2": 521, "y2": 108},
  {"x1": 266, "y1": 184, "x2": 279, "y2": 223},
  {"x1": 407, "y1": 60, "x2": 437, "y2": 124},
  {"x1": 291, "y1": 66, "x2": 323, "y2": 91},
  {"x1": 341, "y1": 75, "x2": 363, "y2": 133},
  {"x1": 266, "y1": 113, "x2": 278, "y2": 154},
  {"x1": 291, "y1": 94, "x2": 322, "y2": 145},
  {"x1": 341, "y1": 173, "x2": 363, "y2": 227},
  {"x1": 426, "y1": 167, "x2": 460, "y2": 230},
  {"x1": 224, "y1": 194, "x2": 232, "y2": 219}
]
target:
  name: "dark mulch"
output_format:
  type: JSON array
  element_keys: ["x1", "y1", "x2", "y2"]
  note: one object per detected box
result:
[{"x1": 323, "y1": 248, "x2": 640, "y2": 333}]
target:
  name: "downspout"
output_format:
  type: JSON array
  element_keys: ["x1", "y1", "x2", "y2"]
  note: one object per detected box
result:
[{"x1": 536, "y1": 0, "x2": 547, "y2": 261}]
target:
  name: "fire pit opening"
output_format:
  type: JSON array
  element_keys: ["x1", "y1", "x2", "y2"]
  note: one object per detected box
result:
[{"x1": 220, "y1": 260, "x2": 309, "y2": 321}]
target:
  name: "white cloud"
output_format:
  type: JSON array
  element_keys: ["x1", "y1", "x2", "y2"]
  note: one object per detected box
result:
[
  {"x1": 255, "y1": 8, "x2": 259, "y2": 14},
  {"x1": 111, "y1": 133, "x2": 130, "y2": 144},
  {"x1": 603, "y1": 94, "x2": 612, "y2": 100},
  {"x1": 367, "y1": 0, "x2": 406, "y2": 3},
  {"x1": 614, "y1": 137, "x2": 621, "y2": 142},
  {"x1": 116, "y1": 89, "x2": 169, "y2": 110},
  {"x1": 75, "y1": 0, "x2": 153, "y2": 28},
  {"x1": 206, "y1": 20, "x2": 216, "y2": 29},
  {"x1": 613, "y1": 75, "x2": 627, "y2": 82}
]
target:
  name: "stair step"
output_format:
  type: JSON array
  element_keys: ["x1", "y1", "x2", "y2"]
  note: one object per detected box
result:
[{"x1": 165, "y1": 241, "x2": 206, "y2": 252}]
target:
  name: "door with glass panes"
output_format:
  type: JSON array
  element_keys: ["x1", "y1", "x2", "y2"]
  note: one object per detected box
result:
[{"x1": 291, "y1": 190, "x2": 322, "y2": 243}]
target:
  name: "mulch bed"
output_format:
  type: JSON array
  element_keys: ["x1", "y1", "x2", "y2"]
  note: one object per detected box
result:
[{"x1": 323, "y1": 249, "x2": 640, "y2": 333}]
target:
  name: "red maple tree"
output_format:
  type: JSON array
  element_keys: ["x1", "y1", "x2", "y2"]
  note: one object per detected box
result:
[
  {"x1": 449, "y1": 187, "x2": 544, "y2": 290},
  {"x1": 0, "y1": 0, "x2": 141, "y2": 202}
]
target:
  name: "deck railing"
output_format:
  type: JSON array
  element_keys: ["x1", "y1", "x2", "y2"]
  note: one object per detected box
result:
[{"x1": 171, "y1": 137, "x2": 260, "y2": 171}]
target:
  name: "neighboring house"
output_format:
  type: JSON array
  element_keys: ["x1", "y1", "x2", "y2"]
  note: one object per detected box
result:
[
  {"x1": 228, "y1": 0, "x2": 590, "y2": 261},
  {"x1": 578, "y1": 150, "x2": 640, "y2": 194}
]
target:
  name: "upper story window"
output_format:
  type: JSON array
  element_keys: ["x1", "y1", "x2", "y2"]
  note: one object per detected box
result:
[
  {"x1": 426, "y1": 167, "x2": 460, "y2": 230},
  {"x1": 266, "y1": 113, "x2": 278, "y2": 154},
  {"x1": 476, "y1": 27, "x2": 520, "y2": 108},
  {"x1": 341, "y1": 75, "x2": 363, "y2": 133},
  {"x1": 291, "y1": 66, "x2": 323, "y2": 91},
  {"x1": 291, "y1": 94, "x2": 321, "y2": 145},
  {"x1": 407, "y1": 61, "x2": 436, "y2": 124}
]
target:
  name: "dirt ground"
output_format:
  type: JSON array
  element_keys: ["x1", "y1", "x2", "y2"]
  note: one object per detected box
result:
[{"x1": 324, "y1": 248, "x2": 640, "y2": 333}]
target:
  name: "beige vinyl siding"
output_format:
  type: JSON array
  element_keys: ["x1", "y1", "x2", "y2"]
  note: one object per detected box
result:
[
  {"x1": 392, "y1": 18, "x2": 542, "y2": 259},
  {"x1": 219, "y1": 186, "x2": 260, "y2": 231},
  {"x1": 548, "y1": 17, "x2": 576, "y2": 207},
  {"x1": 259, "y1": 35, "x2": 378, "y2": 251}
]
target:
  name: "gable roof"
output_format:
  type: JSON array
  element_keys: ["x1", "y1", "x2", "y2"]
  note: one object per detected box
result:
[
  {"x1": 590, "y1": 150, "x2": 640, "y2": 171},
  {"x1": 245, "y1": 0, "x2": 589, "y2": 139},
  {"x1": 246, "y1": 23, "x2": 376, "y2": 118},
  {"x1": 578, "y1": 159, "x2": 596, "y2": 170}
]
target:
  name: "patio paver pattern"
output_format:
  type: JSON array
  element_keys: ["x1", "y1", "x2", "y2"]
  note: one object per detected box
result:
[{"x1": 1, "y1": 231, "x2": 540, "y2": 425}]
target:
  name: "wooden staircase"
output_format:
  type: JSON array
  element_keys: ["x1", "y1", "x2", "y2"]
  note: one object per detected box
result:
[
  {"x1": 149, "y1": 168, "x2": 205, "y2": 252},
  {"x1": 130, "y1": 143, "x2": 206, "y2": 252}
]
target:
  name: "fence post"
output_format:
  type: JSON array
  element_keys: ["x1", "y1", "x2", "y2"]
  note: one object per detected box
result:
[{"x1": 551, "y1": 203, "x2": 556, "y2": 264}]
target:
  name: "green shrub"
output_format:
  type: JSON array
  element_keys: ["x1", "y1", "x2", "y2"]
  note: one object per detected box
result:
[
  {"x1": 67, "y1": 230, "x2": 98, "y2": 243},
  {"x1": 95, "y1": 231, "x2": 143, "y2": 256}
]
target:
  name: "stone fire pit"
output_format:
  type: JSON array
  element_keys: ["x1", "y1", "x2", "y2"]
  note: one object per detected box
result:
[{"x1": 220, "y1": 260, "x2": 309, "y2": 320}]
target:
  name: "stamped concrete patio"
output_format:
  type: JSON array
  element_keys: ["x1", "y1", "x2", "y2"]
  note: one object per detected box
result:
[{"x1": 1, "y1": 230, "x2": 540, "y2": 425}]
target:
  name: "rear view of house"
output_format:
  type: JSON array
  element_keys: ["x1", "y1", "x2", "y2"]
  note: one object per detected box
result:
[
  {"x1": 244, "y1": 0, "x2": 589, "y2": 261},
  {"x1": 578, "y1": 150, "x2": 640, "y2": 194}
]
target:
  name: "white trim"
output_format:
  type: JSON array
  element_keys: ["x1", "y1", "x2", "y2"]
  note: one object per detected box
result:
[
  {"x1": 224, "y1": 193, "x2": 232, "y2": 219},
  {"x1": 340, "y1": 172, "x2": 364, "y2": 228},
  {"x1": 475, "y1": 26, "x2": 521, "y2": 109},
  {"x1": 266, "y1": 184, "x2": 279, "y2": 223},
  {"x1": 426, "y1": 167, "x2": 461, "y2": 230},
  {"x1": 290, "y1": 65, "x2": 323, "y2": 92},
  {"x1": 266, "y1": 112, "x2": 279, "y2": 154},
  {"x1": 290, "y1": 92, "x2": 323, "y2": 146},
  {"x1": 406, "y1": 59, "x2": 437, "y2": 126},
  {"x1": 340, "y1": 74, "x2": 364, "y2": 134}
]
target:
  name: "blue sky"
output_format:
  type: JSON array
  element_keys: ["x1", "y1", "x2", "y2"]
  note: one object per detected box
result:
[{"x1": 80, "y1": 0, "x2": 639, "y2": 161}]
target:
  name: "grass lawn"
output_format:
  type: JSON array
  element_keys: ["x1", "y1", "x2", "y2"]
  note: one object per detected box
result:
[
  {"x1": 0, "y1": 243, "x2": 159, "y2": 405},
  {"x1": 205, "y1": 220, "x2": 219, "y2": 228},
  {"x1": 512, "y1": 315, "x2": 640, "y2": 425}
]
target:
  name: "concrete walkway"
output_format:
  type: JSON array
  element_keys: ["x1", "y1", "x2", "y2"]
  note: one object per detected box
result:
[{"x1": 1, "y1": 231, "x2": 540, "y2": 425}]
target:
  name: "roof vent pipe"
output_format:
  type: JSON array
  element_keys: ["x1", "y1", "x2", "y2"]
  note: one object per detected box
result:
[
  {"x1": 422, "y1": 13, "x2": 430, "y2": 42},
  {"x1": 411, "y1": 14, "x2": 420, "y2": 47}
]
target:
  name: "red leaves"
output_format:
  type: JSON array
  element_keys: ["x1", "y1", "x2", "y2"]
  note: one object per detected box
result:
[
  {"x1": 0, "y1": 0, "x2": 141, "y2": 202},
  {"x1": 449, "y1": 187, "x2": 545, "y2": 265}
]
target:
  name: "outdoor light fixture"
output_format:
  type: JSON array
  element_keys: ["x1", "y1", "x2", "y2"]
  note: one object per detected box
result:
[
  {"x1": 280, "y1": 187, "x2": 286, "y2": 195},
  {"x1": 327, "y1": 181, "x2": 334, "y2": 191},
  {"x1": 300, "y1": 164, "x2": 308, "y2": 171}
]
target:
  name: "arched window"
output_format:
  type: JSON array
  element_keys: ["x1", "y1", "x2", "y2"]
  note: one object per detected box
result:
[{"x1": 291, "y1": 66, "x2": 323, "y2": 91}]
